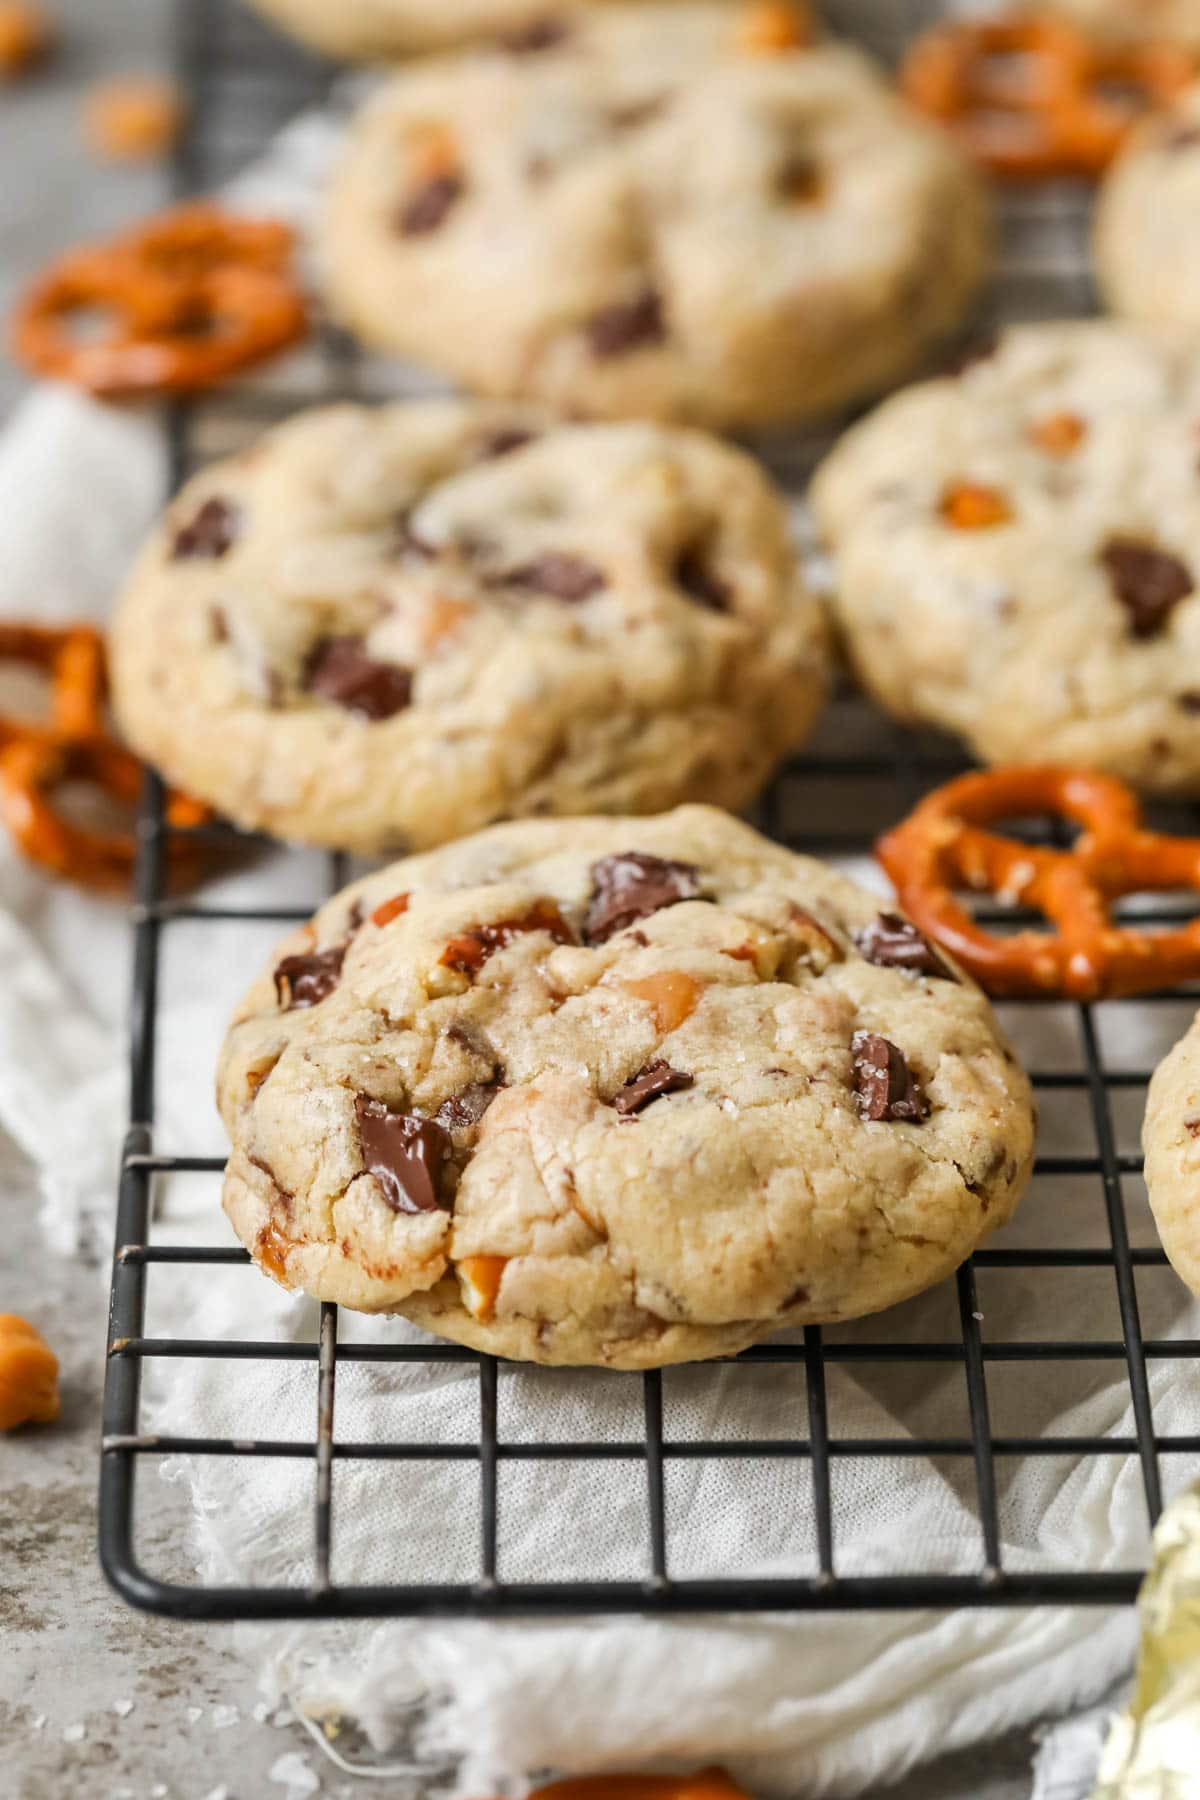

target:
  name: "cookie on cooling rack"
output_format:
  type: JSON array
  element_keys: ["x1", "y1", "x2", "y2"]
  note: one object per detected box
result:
[
  {"x1": 1046, "y1": 0, "x2": 1200, "y2": 46},
  {"x1": 1143, "y1": 1017, "x2": 1200, "y2": 1296},
  {"x1": 811, "y1": 321, "x2": 1200, "y2": 792},
  {"x1": 320, "y1": 3, "x2": 990, "y2": 432},
  {"x1": 217, "y1": 805, "x2": 1035, "y2": 1367},
  {"x1": 109, "y1": 401, "x2": 828, "y2": 854},
  {"x1": 1095, "y1": 83, "x2": 1200, "y2": 333},
  {"x1": 247, "y1": 0, "x2": 755, "y2": 58}
]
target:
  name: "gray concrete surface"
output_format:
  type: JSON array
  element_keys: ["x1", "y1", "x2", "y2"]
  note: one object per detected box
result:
[{"x1": 0, "y1": 3, "x2": 1043, "y2": 1795}]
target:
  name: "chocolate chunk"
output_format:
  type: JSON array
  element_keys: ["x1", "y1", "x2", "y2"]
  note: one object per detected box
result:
[
  {"x1": 945, "y1": 332, "x2": 998, "y2": 377},
  {"x1": 500, "y1": 553, "x2": 607, "y2": 601},
  {"x1": 851, "y1": 1031, "x2": 928, "y2": 1124},
  {"x1": 436, "y1": 1080, "x2": 503, "y2": 1130},
  {"x1": 304, "y1": 636, "x2": 413, "y2": 721},
  {"x1": 855, "y1": 912, "x2": 952, "y2": 979},
  {"x1": 586, "y1": 288, "x2": 666, "y2": 358},
  {"x1": 171, "y1": 495, "x2": 239, "y2": 561},
  {"x1": 778, "y1": 154, "x2": 822, "y2": 203},
  {"x1": 346, "y1": 899, "x2": 365, "y2": 935},
  {"x1": 441, "y1": 898, "x2": 575, "y2": 975},
  {"x1": 477, "y1": 425, "x2": 538, "y2": 461},
  {"x1": 584, "y1": 851, "x2": 702, "y2": 944},
  {"x1": 613, "y1": 1059, "x2": 694, "y2": 1116},
  {"x1": 1179, "y1": 692, "x2": 1200, "y2": 714},
  {"x1": 501, "y1": 16, "x2": 569, "y2": 51},
  {"x1": 273, "y1": 945, "x2": 345, "y2": 1009},
  {"x1": 1101, "y1": 538, "x2": 1194, "y2": 638},
  {"x1": 674, "y1": 544, "x2": 730, "y2": 612},
  {"x1": 397, "y1": 173, "x2": 464, "y2": 237},
  {"x1": 354, "y1": 1095, "x2": 451, "y2": 1214}
]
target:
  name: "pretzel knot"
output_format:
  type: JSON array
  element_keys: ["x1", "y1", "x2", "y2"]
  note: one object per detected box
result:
[
  {"x1": 0, "y1": 623, "x2": 208, "y2": 890},
  {"x1": 900, "y1": 16, "x2": 1193, "y2": 179},
  {"x1": 9, "y1": 201, "x2": 308, "y2": 395},
  {"x1": 877, "y1": 766, "x2": 1200, "y2": 1000}
]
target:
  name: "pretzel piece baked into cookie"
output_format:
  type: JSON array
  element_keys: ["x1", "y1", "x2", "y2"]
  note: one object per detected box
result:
[
  {"x1": 879, "y1": 765, "x2": 1200, "y2": 1000},
  {"x1": 10, "y1": 201, "x2": 307, "y2": 395}
]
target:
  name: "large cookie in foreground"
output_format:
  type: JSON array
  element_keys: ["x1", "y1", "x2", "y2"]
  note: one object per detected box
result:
[
  {"x1": 321, "y1": 4, "x2": 990, "y2": 431},
  {"x1": 110, "y1": 402, "x2": 828, "y2": 853},
  {"x1": 218, "y1": 807, "x2": 1035, "y2": 1368},
  {"x1": 1143, "y1": 1015, "x2": 1200, "y2": 1298},
  {"x1": 811, "y1": 322, "x2": 1200, "y2": 793}
]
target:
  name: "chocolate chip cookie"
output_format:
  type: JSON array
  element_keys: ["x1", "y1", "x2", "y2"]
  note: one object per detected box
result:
[
  {"x1": 218, "y1": 805, "x2": 1035, "y2": 1366},
  {"x1": 109, "y1": 402, "x2": 828, "y2": 853},
  {"x1": 321, "y1": 3, "x2": 990, "y2": 431},
  {"x1": 1143, "y1": 1014, "x2": 1200, "y2": 1296},
  {"x1": 811, "y1": 322, "x2": 1200, "y2": 791},
  {"x1": 1095, "y1": 83, "x2": 1200, "y2": 333},
  {"x1": 248, "y1": 0, "x2": 742, "y2": 59}
]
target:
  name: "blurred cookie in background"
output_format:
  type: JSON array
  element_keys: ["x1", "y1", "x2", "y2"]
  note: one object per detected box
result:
[
  {"x1": 246, "y1": 0, "x2": 761, "y2": 60},
  {"x1": 1048, "y1": 0, "x2": 1200, "y2": 48},
  {"x1": 811, "y1": 322, "x2": 1200, "y2": 791},
  {"x1": 321, "y1": 2, "x2": 990, "y2": 431},
  {"x1": 1095, "y1": 80, "x2": 1200, "y2": 331}
]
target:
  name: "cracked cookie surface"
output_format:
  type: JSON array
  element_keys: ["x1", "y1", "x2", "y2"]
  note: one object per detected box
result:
[
  {"x1": 321, "y1": 4, "x2": 989, "y2": 431},
  {"x1": 110, "y1": 401, "x2": 828, "y2": 853},
  {"x1": 1143, "y1": 1014, "x2": 1200, "y2": 1297},
  {"x1": 217, "y1": 806, "x2": 1035, "y2": 1368},
  {"x1": 812, "y1": 322, "x2": 1200, "y2": 792}
]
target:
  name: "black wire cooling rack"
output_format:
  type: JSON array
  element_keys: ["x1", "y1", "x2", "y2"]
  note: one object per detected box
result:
[{"x1": 100, "y1": 0, "x2": 1200, "y2": 1622}]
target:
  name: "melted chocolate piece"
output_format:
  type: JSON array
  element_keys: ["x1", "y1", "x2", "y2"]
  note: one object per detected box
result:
[
  {"x1": 171, "y1": 495, "x2": 239, "y2": 561},
  {"x1": 1101, "y1": 538, "x2": 1194, "y2": 638},
  {"x1": 500, "y1": 553, "x2": 607, "y2": 601},
  {"x1": 273, "y1": 945, "x2": 345, "y2": 1009},
  {"x1": 613, "y1": 1059, "x2": 694, "y2": 1116},
  {"x1": 851, "y1": 1031, "x2": 928, "y2": 1124},
  {"x1": 436, "y1": 1080, "x2": 503, "y2": 1130},
  {"x1": 304, "y1": 636, "x2": 413, "y2": 721},
  {"x1": 586, "y1": 288, "x2": 666, "y2": 357},
  {"x1": 476, "y1": 425, "x2": 538, "y2": 461},
  {"x1": 674, "y1": 544, "x2": 730, "y2": 612},
  {"x1": 441, "y1": 899, "x2": 575, "y2": 975},
  {"x1": 398, "y1": 173, "x2": 464, "y2": 237},
  {"x1": 354, "y1": 1095, "x2": 451, "y2": 1214},
  {"x1": 855, "y1": 912, "x2": 952, "y2": 979},
  {"x1": 584, "y1": 851, "x2": 702, "y2": 944},
  {"x1": 502, "y1": 16, "x2": 569, "y2": 50}
]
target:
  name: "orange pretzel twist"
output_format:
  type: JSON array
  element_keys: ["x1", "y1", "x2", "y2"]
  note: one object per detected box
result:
[
  {"x1": 10, "y1": 201, "x2": 308, "y2": 395},
  {"x1": 0, "y1": 623, "x2": 208, "y2": 890},
  {"x1": 900, "y1": 15, "x2": 1193, "y2": 179},
  {"x1": 877, "y1": 766, "x2": 1200, "y2": 1000}
]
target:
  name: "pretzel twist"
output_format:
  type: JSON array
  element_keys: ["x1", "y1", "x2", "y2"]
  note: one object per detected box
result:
[
  {"x1": 901, "y1": 16, "x2": 1193, "y2": 179},
  {"x1": 878, "y1": 766, "x2": 1200, "y2": 999},
  {"x1": 10, "y1": 201, "x2": 307, "y2": 395},
  {"x1": 0, "y1": 622, "x2": 207, "y2": 889}
]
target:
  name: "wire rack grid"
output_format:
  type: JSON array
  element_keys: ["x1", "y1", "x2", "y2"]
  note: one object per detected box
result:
[{"x1": 100, "y1": 0, "x2": 1200, "y2": 1622}]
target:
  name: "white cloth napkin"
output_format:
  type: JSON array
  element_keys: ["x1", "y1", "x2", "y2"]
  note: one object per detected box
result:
[{"x1": 6, "y1": 108, "x2": 1200, "y2": 1800}]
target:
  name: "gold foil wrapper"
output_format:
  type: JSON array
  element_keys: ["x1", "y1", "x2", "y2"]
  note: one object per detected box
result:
[{"x1": 1093, "y1": 1485, "x2": 1200, "y2": 1797}]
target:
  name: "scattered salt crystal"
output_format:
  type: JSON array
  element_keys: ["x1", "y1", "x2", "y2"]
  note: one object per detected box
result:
[
  {"x1": 62, "y1": 1723, "x2": 85, "y2": 1743},
  {"x1": 252, "y1": 1701, "x2": 272, "y2": 1722},
  {"x1": 273, "y1": 1707, "x2": 293, "y2": 1727},
  {"x1": 269, "y1": 1750, "x2": 320, "y2": 1793},
  {"x1": 972, "y1": 1311, "x2": 984, "y2": 1322},
  {"x1": 211, "y1": 1704, "x2": 239, "y2": 1729},
  {"x1": 112, "y1": 1698, "x2": 134, "y2": 1718},
  {"x1": 186, "y1": 1705, "x2": 203, "y2": 1723},
  {"x1": 30, "y1": 1714, "x2": 45, "y2": 1730}
]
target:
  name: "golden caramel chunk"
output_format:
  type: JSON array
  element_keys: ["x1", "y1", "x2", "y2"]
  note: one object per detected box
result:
[
  {"x1": 622, "y1": 969, "x2": 704, "y2": 1032},
  {"x1": 83, "y1": 76, "x2": 186, "y2": 162},
  {"x1": 458, "y1": 1254, "x2": 508, "y2": 1321},
  {"x1": 0, "y1": 2, "x2": 53, "y2": 79},
  {"x1": 0, "y1": 1315, "x2": 60, "y2": 1430},
  {"x1": 735, "y1": 0, "x2": 811, "y2": 55},
  {"x1": 940, "y1": 481, "x2": 1013, "y2": 530},
  {"x1": 1030, "y1": 411, "x2": 1086, "y2": 455}
]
